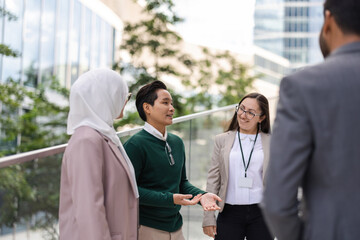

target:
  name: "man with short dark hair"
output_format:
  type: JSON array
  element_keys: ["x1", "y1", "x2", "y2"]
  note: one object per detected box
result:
[
  {"x1": 261, "y1": 0, "x2": 360, "y2": 239},
  {"x1": 124, "y1": 81, "x2": 221, "y2": 240}
]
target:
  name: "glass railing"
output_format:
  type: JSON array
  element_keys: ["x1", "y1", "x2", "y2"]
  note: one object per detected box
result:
[{"x1": 0, "y1": 98, "x2": 278, "y2": 240}]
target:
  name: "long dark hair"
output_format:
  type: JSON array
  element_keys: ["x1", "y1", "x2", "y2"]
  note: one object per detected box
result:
[{"x1": 226, "y1": 92, "x2": 271, "y2": 133}]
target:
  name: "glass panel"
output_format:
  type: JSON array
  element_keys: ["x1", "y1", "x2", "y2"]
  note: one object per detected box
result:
[
  {"x1": 70, "y1": 0, "x2": 81, "y2": 84},
  {"x1": 0, "y1": 0, "x2": 5, "y2": 79},
  {"x1": 0, "y1": 152, "x2": 63, "y2": 238},
  {"x1": 2, "y1": 0, "x2": 23, "y2": 83},
  {"x1": 99, "y1": 21, "x2": 112, "y2": 68},
  {"x1": 99, "y1": 20, "x2": 106, "y2": 67},
  {"x1": 22, "y1": 0, "x2": 41, "y2": 88},
  {"x1": 90, "y1": 14, "x2": 100, "y2": 69},
  {"x1": 175, "y1": 109, "x2": 234, "y2": 239},
  {"x1": 110, "y1": 27, "x2": 115, "y2": 66},
  {"x1": 0, "y1": 105, "x2": 18, "y2": 153},
  {"x1": 78, "y1": 6, "x2": 91, "y2": 75},
  {"x1": 113, "y1": 29, "x2": 122, "y2": 63},
  {"x1": 0, "y1": 0, "x2": 3, "y2": 42},
  {"x1": 39, "y1": 0, "x2": 56, "y2": 82},
  {"x1": 1, "y1": 106, "x2": 255, "y2": 239},
  {"x1": 55, "y1": 0, "x2": 69, "y2": 86}
]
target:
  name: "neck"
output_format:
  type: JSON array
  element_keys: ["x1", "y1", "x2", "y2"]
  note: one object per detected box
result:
[
  {"x1": 239, "y1": 128, "x2": 258, "y2": 135},
  {"x1": 147, "y1": 121, "x2": 166, "y2": 136},
  {"x1": 330, "y1": 33, "x2": 360, "y2": 54}
]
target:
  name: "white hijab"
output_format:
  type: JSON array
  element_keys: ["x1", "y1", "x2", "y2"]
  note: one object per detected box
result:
[
  {"x1": 67, "y1": 68, "x2": 127, "y2": 146},
  {"x1": 67, "y1": 68, "x2": 139, "y2": 197}
]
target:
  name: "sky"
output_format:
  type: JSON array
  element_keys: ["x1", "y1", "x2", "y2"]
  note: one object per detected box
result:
[{"x1": 173, "y1": 0, "x2": 256, "y2": 54}]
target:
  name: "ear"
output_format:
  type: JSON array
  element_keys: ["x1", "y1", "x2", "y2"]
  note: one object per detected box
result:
[
  {"x1": 143, "y1": 102, "x2": 151, "y2": 115},
  {"x1": 259, "y1": 115, "x2": 266, "y2": 123},
  {"x1": 322, "y1": 10, "x2": 333, "y2": 37}
]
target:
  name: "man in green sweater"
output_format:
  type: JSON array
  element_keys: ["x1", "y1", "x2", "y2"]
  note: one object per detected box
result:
[{"x1": 124, "y1": 81, "x2": 221, "y2": 240}]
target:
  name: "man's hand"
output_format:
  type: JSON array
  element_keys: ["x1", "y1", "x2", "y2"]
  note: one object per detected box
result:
[
  {"x1": 200, "y1": 193, "x2": 222, "y2": 211},
  {"x1": 173, "y1": 193, "x2": 202, "y2": 205},
  {"x1": 203, "y1": 225, "x2": 217, "y2": 238}
]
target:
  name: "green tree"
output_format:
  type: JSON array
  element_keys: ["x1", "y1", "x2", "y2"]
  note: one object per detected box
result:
[
  {"x1": 0, "y1": 77, "x2": 69, "y2": 239},
  {"x1": 0, "y1": 7, "x2": 19, "y2": 58},
  {"x1": 115, "y1": 0, "x2": 256, "y2": 127}
]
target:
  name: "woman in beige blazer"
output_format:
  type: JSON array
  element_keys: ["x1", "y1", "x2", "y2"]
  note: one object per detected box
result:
[
  {"x1": 203, "y1": 93, "x2": 273, "y2": 240},
  {"x1": 59, "y1": 69, "x2": 139, "y2": 240}
]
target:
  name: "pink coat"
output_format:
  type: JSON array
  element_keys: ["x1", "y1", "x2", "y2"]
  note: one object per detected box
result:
[{"x1": 59, "y1": 126, "x2": 138, "y2": 240}]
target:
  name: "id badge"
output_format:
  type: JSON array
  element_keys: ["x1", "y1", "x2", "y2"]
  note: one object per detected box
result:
[{"x1": 238, "y1": 177, "x2": 253, "y2": 188}]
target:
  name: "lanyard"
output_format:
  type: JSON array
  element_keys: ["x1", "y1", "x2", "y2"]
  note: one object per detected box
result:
[{"x1": 237, "y1": 130, "x2": 259, "y2": 177}]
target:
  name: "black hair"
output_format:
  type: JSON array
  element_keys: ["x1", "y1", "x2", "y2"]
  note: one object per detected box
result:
[
  {"x1": 226, "y1": 92, "x2": 271, "y2": 134},
  {"x1": 324, "y1": 0, "x2": 360, "y2": 35},
  {"x1": 135, "y1": 80, "x2": 167, "y2": 121}
]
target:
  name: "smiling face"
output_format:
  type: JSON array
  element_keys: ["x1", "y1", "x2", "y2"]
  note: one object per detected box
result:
[
  {"x1": 237, "y1": 97, "x2": 265, "y2": 134},
  {"x1": 143, "y1": 89, "x2": 175, "y2": 133}
]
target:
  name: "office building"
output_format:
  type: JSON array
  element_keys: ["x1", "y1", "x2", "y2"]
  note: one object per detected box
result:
[{"x1": 254, "y1": 0, "x2": 324, "y2": 71}]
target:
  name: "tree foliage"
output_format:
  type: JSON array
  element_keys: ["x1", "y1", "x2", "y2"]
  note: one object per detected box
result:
[
  {"x1": 114, "y1": 0, "x2": 256, "y2": 128},
  {"x1": 0, "y1": 77, "x2": 69, "y2": 239},
  {"x1": 0, "y1": 7, "x2": 19, "y2": 58}
]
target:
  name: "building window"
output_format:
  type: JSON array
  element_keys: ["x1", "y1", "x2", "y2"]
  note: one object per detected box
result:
[
  {"x1": 90, "y1": 14, "x2": 100, "y2": 69},
  {"x1": 79, "y1": 6, "x2": 91, "y2": 75},
  {"x1": 55, "y1": 0, "x2": 70, "y2": 86},
  {"x1": 22, "y1": 0, "x2": 41, "y2": 88},
  {"x1": 1, "y1": 0, "x2": 23, "y2": 83},
  {"x1": 70, "y1": 0, "x2": 81, "y2": 84},
  {"x1": 0, "y1": 0, "x2": 118, "y2": 87},
  {"x1": 39, "y1": 0, "x2": 56, "y2": 82}
]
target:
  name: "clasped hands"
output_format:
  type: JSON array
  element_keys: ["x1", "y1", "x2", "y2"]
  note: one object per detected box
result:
[{"x1": 173, "y1": 193, "x2": 221, "y2": 211}]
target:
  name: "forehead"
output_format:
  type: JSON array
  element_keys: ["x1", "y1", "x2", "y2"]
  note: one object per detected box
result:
[
  {"x1": 241, "y1": 98, "x2": 260, "y2": 111},
  {"x1": 156, "y1": 89, "x2": 172, "y2": 100}
]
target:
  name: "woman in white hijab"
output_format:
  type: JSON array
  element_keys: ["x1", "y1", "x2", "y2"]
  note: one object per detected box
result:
[{"x1": 59, "y1": 68, "x2": 139, "y2": 240}]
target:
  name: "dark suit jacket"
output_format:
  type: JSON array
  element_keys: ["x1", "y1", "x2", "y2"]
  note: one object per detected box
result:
[{"x1": 261, "y1": 42, "x2": 360, "y2": 240}]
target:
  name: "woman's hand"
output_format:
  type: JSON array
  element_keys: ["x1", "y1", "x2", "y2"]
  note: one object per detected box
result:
[
  {"x1": 173, "y1": 193, "x2": 202, "y2": 205},
  {"x1": 203, "y1": 225, "x2": 217, "y2": 238},
  {"x1": 200, "y1": 193, "x2": 222, "y2": 211}
]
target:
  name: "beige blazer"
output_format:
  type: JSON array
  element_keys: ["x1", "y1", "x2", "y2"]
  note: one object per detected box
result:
[
  {"x1": 59, "y1": 126, "x2": 138, "y2": 240},
  {"x1": 202, "y1": 130, "x2": 270, "y2": 227}
]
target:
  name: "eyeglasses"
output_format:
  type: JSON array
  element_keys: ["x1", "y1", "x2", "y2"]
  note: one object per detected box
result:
[
  {"x1": 126, "y1": 92, "x2": 132, "y2": 102},
  {"x1": 236, "y1": 104, "x2": 262, "y2": 120},
  {"x1": 165, "y1": 142, "x2": 175, "y2": 166}
]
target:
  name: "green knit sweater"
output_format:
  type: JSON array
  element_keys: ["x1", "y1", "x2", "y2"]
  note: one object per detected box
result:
[{"x1": 124, "y1": 129, "x2": 205, "y2": 232}]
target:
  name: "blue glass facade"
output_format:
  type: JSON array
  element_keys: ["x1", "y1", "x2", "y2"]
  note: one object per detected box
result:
[
  {"x1": 0, "y1": 0, "x2": 117, "y2": 88},
  {"x1": 254, "y1": 0, "x2": 323, "y2": 67},
  {"x1": 254, "y1": 0, "x2": 284, "y2": 57}
]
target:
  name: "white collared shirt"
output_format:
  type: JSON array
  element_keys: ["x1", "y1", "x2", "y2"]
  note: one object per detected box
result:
[
  {"x1": 225, "y1": 132, "x2": 264, "y2": 205},
  {"x1": 143, "y1": 122, "x2": 168, "y2": 141}
]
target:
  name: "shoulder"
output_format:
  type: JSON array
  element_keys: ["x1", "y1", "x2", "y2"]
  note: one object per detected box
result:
[
  {"x1": 68, "y1": 126, "x2": 104, "y2": 146},
  {"x1": 65, "y1": 126, "x2": 106, "y2": 158},
  {"x1": 215, "y1": 131, "x2": 235, "y2": 141},
  {"x1": 260, "y1": 132, "x2": 270, "y2": 143},
  {"x1": 283, "y1": 54, "x2": 348, "y2": 88},
  {"x1": 260, "y1": 132, "x2": 270, "y2": 138},
  {"x1": 212, "y1": 131, "x2": 235, "y2": 148},
  {"x1": 168, "y1": 132, "x2": 184, "y2": 146},
  {"x1": 125, "y1": 130, "x2": 148, "y2": 144}
]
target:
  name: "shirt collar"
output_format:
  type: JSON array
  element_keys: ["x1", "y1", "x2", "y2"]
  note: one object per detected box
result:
[
  {"x1": 238, "y1": 132, "x2": 258, "y2": 142},
  {"x1": 144, "y1": 122, "x2": 167, "y2": 141}
]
